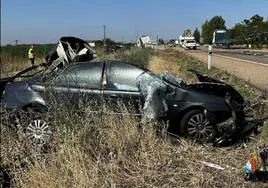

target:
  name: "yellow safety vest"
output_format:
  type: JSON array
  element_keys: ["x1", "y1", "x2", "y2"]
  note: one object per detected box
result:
[{"x1": 28, "y1": 48, "x2": 34, "y2": 59}]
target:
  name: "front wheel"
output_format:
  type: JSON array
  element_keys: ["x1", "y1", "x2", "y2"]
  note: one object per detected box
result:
[
  {"x1": 180, "y1": 110, "x2": 216, "y2": 142},
  {"x1": 15, "y1": 107, "x2": 52, "y2": 144}
]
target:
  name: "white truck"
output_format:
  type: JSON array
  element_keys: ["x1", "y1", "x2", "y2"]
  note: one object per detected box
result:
[
  {"x1": 182, "y1": 39, "x2": 197, "y2": 50},
  {"x1": 179, "y1": 35, "x2": 194, "y2": 46},
  {"x1": 137, "y1": 36, "x2": 152, "y2": 48},
  {"x1": 179, "y1": 36, "x2": 197, "y2": 49}
]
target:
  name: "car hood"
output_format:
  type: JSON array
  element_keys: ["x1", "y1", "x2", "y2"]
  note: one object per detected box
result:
[{"x1": 187, "y1": 69, "x2": 245, "y2": 104}]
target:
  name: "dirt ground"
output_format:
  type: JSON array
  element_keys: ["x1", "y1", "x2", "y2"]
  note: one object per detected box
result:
[{"x1": 177, "y1": 48, "x2": 268, "y2": 91}]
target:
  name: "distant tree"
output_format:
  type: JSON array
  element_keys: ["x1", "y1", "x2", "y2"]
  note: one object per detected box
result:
[
  {"x1": 169, "y1": 39, "x2": 176, "y2": 44},
  {"x1": 264, "y1": 20, "x2": 268, "y2": 45},
  {"x1": 210, "y1": 16, "x2": 226, "y2": 30},
  {"x1": 158, "y1": 38, "x2": 164, "y2": 45},
  {"x1": 193, "y1": 28, "x2": 201, "y2": 43},
  {"x1": 201, "y1": 16, "x2": 226, "y2": 44},
  {"x1": 229, "y1": 14, "x2": 267, "y2": 46},
  {"x1": 229, "y1": 23, "x2": 247, "y2": 44},
  {"x1": 182, "y1": 29, "x2": 192, "y2": 37},
  {"x1": 201, "y1": 20, "x2": 210, "y2": 44},
  {"x1": 105, "y1": 38, "x2": 116, "y2": 46},
  {"x1": 248, "y1": 14, "x2": 264, "y2": 46},
  {"x1": 264, "y1": 19, "x2": 268, "y2": 32}
]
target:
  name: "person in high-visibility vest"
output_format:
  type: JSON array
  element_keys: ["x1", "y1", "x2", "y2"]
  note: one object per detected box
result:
[{"x1": 28, "y1": 45, "x2": 35, "y2": 66}]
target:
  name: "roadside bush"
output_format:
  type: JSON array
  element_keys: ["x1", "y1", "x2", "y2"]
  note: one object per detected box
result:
[
  {"x1": 1, "y1": 44, "x2": 55, "y2": 59},
  {"x1": 114, "y1": 47, "x2": 153, "y2": 69},
  {"x1": 96, "y1": 47, "x2": 153, "y2": 69}
]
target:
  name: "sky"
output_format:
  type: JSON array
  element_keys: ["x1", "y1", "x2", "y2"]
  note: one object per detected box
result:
[{"x1": 1, "y1": 0, "x2": 268, "y2": 45}]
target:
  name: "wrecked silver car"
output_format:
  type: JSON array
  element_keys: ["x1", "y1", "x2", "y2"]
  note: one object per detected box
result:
[{"x1": 1, "y1": 62, "x2": 267, "y2": 146}]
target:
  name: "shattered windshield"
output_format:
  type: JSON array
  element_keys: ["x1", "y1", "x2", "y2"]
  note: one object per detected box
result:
[{"x1": 161, "y1": 71, "x2": 185, "y2": 87}]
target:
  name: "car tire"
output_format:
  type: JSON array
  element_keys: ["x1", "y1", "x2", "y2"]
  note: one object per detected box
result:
[
  {"x1": 180, "y1": 109, "x2": 216, "y2": 142},
  {"x1": 15, "y1": 107, "x2": 52, "y2": 144}
]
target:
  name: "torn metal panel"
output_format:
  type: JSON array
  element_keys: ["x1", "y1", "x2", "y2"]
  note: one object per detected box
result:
[{"x1": 45, "y1": 36, "x2": 97, "y2": 70}]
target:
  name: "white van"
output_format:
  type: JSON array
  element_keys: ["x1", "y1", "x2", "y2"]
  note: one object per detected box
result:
[{"x1": 182, "y1": 40, "x2": 197, "y2": 50}]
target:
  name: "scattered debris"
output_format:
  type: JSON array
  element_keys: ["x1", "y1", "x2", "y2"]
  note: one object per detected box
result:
[
  {"x1": 242, "y1": 147, "x2": 268, "y2": 182},
  {"x1": 243, "y1": 50, "x2": 264, "y2": 56},
  {"x1": 201, "y1": 161, "x2": 225, "y2": 170}
]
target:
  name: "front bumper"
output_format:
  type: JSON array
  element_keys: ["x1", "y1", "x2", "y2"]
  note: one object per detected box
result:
[{"x1": 213, "y1": 95, "x2": 267, "y2": 146}]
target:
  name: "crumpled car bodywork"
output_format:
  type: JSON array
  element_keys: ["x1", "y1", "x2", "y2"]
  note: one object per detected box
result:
[
  {"x1": 136, "y1": 72, "x2": 168, "y2": 120},
  {"x1": 136, "y1": 68, "x2": 267, "y2": 145},
  {"x1": 168, "y1": 70, "x2": 267, "y2": 145},
  {"x1": 45, "y1": 36, "x2": 97, "y2": 71}
]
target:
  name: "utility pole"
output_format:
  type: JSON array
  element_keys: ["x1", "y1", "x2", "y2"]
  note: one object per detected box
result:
[
  {"x1": 14, "y1": 39, "x2": 20, "y2": 45},
  {"x1": 103, "y1": 25, "x2": 106, "y2": 46}
]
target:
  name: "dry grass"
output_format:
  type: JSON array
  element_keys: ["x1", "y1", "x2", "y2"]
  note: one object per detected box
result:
[
  {"x1": 2, "y1": 110, "x2": 267, "y2": 187},
  {"x1": 1, "y1": 47, "x2": 268, "y2": 187},
  {"x1": 0, "y1": 55, "x2": 45, "y2": 78}
]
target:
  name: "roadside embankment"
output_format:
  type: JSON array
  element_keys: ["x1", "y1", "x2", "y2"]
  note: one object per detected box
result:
[{"x1": 177, "y1": 48, "x2": 268, "y2": 91}]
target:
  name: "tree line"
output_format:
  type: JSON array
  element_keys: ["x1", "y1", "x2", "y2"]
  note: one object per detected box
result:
[
  {"x1": 185, "y1": 14, "x2": 268, "y2": 47},
  {"x1": 201, "y1": 14, "x2": 268, "y2": 46}
]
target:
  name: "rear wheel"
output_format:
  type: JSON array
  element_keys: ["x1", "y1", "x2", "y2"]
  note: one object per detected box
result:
[{"x1": 180, "y1": 110, "x2": 216, "y2": 142}]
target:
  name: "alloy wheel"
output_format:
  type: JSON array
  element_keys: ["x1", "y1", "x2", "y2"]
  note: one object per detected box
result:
[
  {"x1": 187, "y1": 113, "x2": 215, "y2": 142},
  {"x1": 26, "y1": 119, "x2": 52, "y2": 143}
]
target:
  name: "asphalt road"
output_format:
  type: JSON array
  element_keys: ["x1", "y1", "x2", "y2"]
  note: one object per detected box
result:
[
  {"x1": 198, "y1": 47, "x2": 268, "y2": 65},
  {"x1": 157, "y1": 46, "x2": 268, "y2": 90}
]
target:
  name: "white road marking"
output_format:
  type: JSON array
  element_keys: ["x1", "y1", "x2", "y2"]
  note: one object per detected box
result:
[{"x1": 213, "y1": 53, "x2": 268, "y2": 67}]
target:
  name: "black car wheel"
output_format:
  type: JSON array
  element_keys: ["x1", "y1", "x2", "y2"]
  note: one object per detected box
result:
[
  {"x1": 180, "y1": 110, "x2": 216, "y2": 142},
  {"x1": 16, "y1": 107, "x2": 52, "y2": 144}
]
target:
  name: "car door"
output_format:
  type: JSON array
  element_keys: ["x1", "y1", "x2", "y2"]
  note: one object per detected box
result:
[
  {"x1": 102, "y1": 61, "x2": 146, "y2": 115},
  {"x1": 48, "y1": 62, "x2": 104, "y2": 112}
]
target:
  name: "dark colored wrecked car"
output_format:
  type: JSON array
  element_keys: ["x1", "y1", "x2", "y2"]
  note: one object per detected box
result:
[{"x1": 1, "y1": 59, "x2": 266, "y2": 146}]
